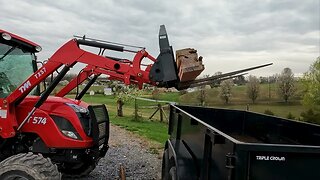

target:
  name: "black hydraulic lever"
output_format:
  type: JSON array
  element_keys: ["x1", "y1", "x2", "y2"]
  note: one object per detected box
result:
[
  {"x1": 76, "y1": 75, "x2": 99, "y2": 100},
  {"x1": 77, "y1": 39, "x2": 124, "y2": 52}
]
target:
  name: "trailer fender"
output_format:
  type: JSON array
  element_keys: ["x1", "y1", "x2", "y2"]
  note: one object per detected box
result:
[{"x1": 166, "y1": 140, "x2": 198, "y2": 180}]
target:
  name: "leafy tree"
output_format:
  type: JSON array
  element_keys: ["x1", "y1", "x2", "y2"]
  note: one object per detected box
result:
[
  {"x1": 233, "y1": 75, "x2": 246, "y2": 85},
  {"x1": 113, "y1": 84, "x2": 141, "y2": 117},
  {"x1": 246, "y1": 75, "x2": 260, "y2": 103},
  {"x1": 302, "y1": 57, "x2": 320, "y2": 112},
  {"x1": 268, "y1": 75, "x2": 278, "y2": 83},
  {"x1": 259, "y1": 76, "x2": 269, "y2": 84},
  {"x1": 210, "y1": 72, "x2": 222, "y2": 87},
  {"x1": 276, "y1": 68, "x2": 296, "y2": 103},
  {"x1": 219, "y1": 79, "x2": 233, "y2": 104}
]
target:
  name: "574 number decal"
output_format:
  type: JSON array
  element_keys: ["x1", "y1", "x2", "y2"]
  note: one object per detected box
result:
[{"x1": 28, "y1": 116, "x2": 47, "y2": 125}]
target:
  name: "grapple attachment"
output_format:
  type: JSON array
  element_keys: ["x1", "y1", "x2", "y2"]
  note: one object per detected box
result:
[{"x1": 149, "y1": 25, "x2": 179, "y2": 88}]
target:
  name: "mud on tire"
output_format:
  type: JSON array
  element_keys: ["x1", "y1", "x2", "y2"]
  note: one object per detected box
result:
[{"x1": 0, "y1": 152, "x2": 61, "y2": 180}]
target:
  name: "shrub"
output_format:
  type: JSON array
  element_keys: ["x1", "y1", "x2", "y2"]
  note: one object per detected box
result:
[
  {"x1": 152, "y1": 88, "x2": 160, "y2": 100},
  {"x1": 286, "y1": 112, "x2": 295, "y2": 120},
  {"x1": 300, "y1": 109, "x2": 320, "y2": 124},
  {"x1": 179, "y1": 90, "x2": 188, "y2": 95},
  {"x1": 264, "y1": 109, "x2": 275, "y2": 116}
]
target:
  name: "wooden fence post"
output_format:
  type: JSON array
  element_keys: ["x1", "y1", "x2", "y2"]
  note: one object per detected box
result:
[{"x1": 159, "y1": 103, "x2": 163, "y2": 122}]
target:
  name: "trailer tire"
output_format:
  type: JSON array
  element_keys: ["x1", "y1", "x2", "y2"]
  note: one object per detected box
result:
[
  {"x1": 0, "y1": 152, "x2": 61, "y2": 180},
  {"x1": 161, "y1": 149, "x2": 170, "y2": 180},
  {"x1": 169, "y1": 167, "x2": 177, "y2": 180}
]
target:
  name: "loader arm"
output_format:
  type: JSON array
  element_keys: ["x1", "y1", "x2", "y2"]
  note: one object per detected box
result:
[
  {"x1": 2, "y1": 26, "x2": 181, "y2": 137},
  {"x1": 55, "y1": 65, "x2": 99, "y2": 97},
  {"x1": 5, "y1": 25, "x2": 178, "y2": 111}
]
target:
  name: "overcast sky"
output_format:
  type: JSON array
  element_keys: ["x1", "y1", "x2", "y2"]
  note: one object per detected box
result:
[{"x1": 1, "y1": 0, "x2": 319, "y2": 77}]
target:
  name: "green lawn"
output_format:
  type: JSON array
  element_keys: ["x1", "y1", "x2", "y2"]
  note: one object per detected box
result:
[
  {"x1": 109, "y1": 114, "x2": 168, "y2": 145},
  {"x1": 77, "y1": 94, "x2": 170, "y2": 145}
]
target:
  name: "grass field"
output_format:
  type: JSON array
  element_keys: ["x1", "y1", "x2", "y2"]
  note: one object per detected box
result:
[
  {"x1": 78, "y1": 94, "x2": 170, "y2": 145},
  {"x1": 180, "y1": 82, "x2": 306, "y2": 118},
  {"x1": 109, "y1": 114, "x2": 168, "y2": 145}
]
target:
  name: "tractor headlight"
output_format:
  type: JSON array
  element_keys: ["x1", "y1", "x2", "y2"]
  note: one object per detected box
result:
[
  {"x1": 1, "y1": 33, "x2": 12, "y2": 41},
  {"x1": 61, "y1": 130, "x2": 78, "y2": 139},
  {"x1": 65, "y1": 103, "x2": 88, "y2": 113},
  {"x1": 51, "y1": 115, "x2": 81, "y2": 140},
  {"x1": 35, "y1": 45, "x2": 42, "y2": 52}
]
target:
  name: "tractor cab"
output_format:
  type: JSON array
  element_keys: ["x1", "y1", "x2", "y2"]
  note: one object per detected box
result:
[{"x1": 0, "y1": 30, "x2": 41, "y2": 98}]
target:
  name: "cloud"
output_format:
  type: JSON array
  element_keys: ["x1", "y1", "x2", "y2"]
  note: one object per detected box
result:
[{"x1": 0, "y1": 0, "x2": 318, "y2": 77}]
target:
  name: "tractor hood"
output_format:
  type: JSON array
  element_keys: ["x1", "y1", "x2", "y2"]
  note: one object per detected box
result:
[{"x1": 19, "y1": 96, "x2": 89, "y2": 112}]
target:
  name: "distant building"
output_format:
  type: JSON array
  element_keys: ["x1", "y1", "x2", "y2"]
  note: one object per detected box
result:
[
  {"x1": 186, "y1": 88, "x2": 196, "y2": 93},
  {"x1": 104, "y1": 88, "x2": 112, "y2": 95}
]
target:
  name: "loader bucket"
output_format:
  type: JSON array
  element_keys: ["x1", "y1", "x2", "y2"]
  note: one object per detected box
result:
[{"x1": 149, "y1": 25, "x2": 179, "y2": 88}]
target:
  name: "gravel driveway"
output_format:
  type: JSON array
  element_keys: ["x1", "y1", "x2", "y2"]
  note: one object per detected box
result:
[{"x1": 76, "y1": 124, "x2": 163, "y2": 180}]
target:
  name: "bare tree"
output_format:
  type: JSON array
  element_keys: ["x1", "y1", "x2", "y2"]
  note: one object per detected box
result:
[
  {"x1": 277, "y1": 68, "x2": 296, "y2": 103},
  {"x1": 246, "y1": 75, "x2": 260, "y2": 103},
  {"x1": 113, "y1": 85, "x2": 125, "y2": 117},
  {"x1": 219, "y1": 79, "x2": 233, "y2": 104},
  {"x1": 197, "y1": 86, "x2": 206, "y2": 106},
  {"x1": 197, "y1": 75, "x2": 210, "y2": 106}
]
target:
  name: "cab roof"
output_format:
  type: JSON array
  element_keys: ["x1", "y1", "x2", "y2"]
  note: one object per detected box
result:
[{"x1": 0, "y1": 29, "x2": 40, "y2": 51}]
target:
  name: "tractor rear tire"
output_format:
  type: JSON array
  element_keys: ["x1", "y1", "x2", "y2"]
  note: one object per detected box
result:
[{"x1": 0, "y1": 152, "x2": 61, "y2": 180}]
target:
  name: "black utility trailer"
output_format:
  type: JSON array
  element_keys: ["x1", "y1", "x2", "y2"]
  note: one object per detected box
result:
[{"x1": 162, "y1": 104, "x2": 320, "y2": 180}]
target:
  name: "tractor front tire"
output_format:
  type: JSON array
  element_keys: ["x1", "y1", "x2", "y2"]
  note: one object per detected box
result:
[{"x1": 0, "y1": 153, "x2": 61, "y2": 180}]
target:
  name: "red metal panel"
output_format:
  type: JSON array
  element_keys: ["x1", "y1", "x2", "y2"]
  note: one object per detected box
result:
[{"x1": 16, "y1": 96, "x2": 93, "y2": 148}]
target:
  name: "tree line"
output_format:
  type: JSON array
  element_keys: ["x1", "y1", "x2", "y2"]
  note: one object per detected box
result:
[
  {"x1": 201, "y1": 67, "x2": 297, "y2": 105},
  {"x1": 199, "y1": 57, "x2": 320, "y2": 123}
]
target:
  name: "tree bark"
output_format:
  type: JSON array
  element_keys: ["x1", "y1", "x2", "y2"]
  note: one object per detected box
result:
[{"x1": 117, "y1": 99, "x2": 124, "y2": 117}]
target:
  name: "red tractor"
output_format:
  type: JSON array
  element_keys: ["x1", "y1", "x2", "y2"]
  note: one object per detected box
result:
[{"x1": 0, "y1": 25, "x2": 271, "y2": 179}]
